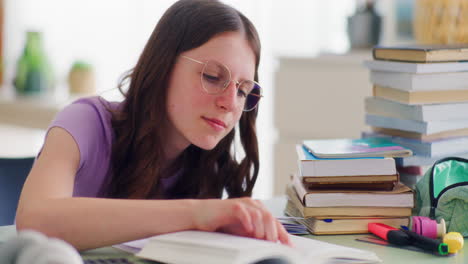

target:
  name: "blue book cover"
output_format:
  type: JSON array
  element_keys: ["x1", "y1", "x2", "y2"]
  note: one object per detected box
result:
[
  {"x1": 296, "y1": 145, "x2": 397, "y2": 177},
  {"x1": 300, "y1": 146, "x2": 383, "y2": 160},
  {"x1": 302, "y1": 137, "x2": 412, "y2": 159}
]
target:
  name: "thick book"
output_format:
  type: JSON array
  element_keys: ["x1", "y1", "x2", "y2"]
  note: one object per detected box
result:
[
  {"x1": 296, "y1": 145, "x2": 397, "y2": 177},
  {"x1": 365, "y1": 96, "x2": 468, "y2": 122},
  {"x1": 302, "y1": 137, "x2": 412, "y2": 159},
  {"x1": 372, "y1": 44, "x2": 468, "y2": 62},
  {"x1": 373, "y1": 85, "x2": 468, "y2": 105},
  {"x1": 366, "y1": 114, "x2": 468, "y2": 134},
  {"x1": 285, "y1": 201, "x2": 410, "y2": 235},
  {"x1": 363, "y1": 131, "x2": 468, "y2": 157},
  {"x1": 286, "y1": 184, "x2": 412, "y2": 218},
  {"x1": 363, "y1": 59, "x2": 468, "y2": 73},
  {"x1": 134, "y1": 230, "x2": 381, "y2": 264},
  {"x1": 292, "y1": 174, "x2": 414, "y2": 208},
  {"x1": 369, "y1": 70, "x2": 468, "y2": 91},
  {"x1": 371, "y1": 127, "x2": 468, "y2": 142}
]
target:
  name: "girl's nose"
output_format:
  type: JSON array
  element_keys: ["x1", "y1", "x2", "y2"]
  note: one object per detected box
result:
[{"x1": 216, "y1": 80, "x2": 240, "y2": 111}]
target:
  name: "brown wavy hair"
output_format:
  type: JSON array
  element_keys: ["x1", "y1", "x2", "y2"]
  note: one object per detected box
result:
[{"x1": 104, "y1": 0, "x2": 261, "y2": 199}]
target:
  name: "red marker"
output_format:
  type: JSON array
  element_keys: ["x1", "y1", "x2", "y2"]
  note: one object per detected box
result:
[{"x1": 368, "y1": 223, "x2": 411, "y2": 246}]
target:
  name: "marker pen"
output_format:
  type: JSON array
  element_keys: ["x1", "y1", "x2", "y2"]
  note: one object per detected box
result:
[
  {"x1": 400, "y1": 229, "x2": 448, "y2": 255},
  {"x1": 368, "y1": 223, "x2": 411, "y2": 246},
  {"x1": 368, "y1": 223, "x2": 449, "y2": 255}
]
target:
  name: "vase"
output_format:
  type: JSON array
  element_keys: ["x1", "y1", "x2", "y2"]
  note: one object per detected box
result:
[{"x1": 14, "y1": 31, "x2": 54, "y2": 95}]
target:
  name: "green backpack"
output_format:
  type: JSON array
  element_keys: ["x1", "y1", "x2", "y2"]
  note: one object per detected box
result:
[{"x1": 415, "y1": 157, "x2": 468, "y2": 237}]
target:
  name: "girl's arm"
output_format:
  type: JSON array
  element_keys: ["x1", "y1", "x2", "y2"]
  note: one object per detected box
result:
[{"x1": 16, "y1": 127, "x2": 290, "y2": 251}]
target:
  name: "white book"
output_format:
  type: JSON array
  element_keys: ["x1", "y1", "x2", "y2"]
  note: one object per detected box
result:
[
  {"x1": 363, "y1": 60, "x2": 468, "y2": 73},
  {"x1": 365, "y1": 97, "x2": 468, "y2": 122},
  {"x1": 292, "y1": 174, "x2": 414, "y2": 208},
  {"x1": 369, "y1": 70, "x2": 468, "y2": 91},
  {"x1": 129, "y1": 230, "x2": 382, "y2": 264},
  {"x1": 366, "y1": 114, "x2": 468, "y2": 134},
  {"x1": 296, "y1": 145, "x2": 396, "y2": 176}
]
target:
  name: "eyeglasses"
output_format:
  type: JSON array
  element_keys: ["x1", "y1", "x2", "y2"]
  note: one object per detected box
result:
[{"x1": 181, "y1": 55, "x2": 262, "y2": 111}]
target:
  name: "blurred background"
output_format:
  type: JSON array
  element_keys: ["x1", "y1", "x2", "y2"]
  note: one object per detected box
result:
[{"x1": 1, "y1": 0, "x2": 463, "y2": 198}]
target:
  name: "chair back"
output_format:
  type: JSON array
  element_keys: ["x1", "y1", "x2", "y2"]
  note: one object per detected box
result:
[{"x1": 0, "y1": 157, "x2": 34, "y2": 226}]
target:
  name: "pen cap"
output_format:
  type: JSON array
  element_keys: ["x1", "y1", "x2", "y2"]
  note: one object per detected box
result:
[
  {"x1": 411, "y1": 216, "x2": 446, "y2": 239},
  {"x1": 443, "y1": 232, "x2": 464, "y2": 254},
  {"x1": 368, "y1": 223, "x2": 398, "y2": 240}
]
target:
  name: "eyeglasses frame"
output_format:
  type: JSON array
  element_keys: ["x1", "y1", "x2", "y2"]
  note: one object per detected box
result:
[{"x1": 181, "y1": 55, "x2": 263, "y2": 111}]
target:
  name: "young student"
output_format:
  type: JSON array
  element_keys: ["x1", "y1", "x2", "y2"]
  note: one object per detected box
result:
[{"x1": 15, "y1": 0, "x2": 291, "y2": 250}]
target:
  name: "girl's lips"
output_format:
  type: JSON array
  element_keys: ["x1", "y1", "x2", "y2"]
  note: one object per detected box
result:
[{"x1": 203, "y1": 117, "x2": 227, "y2": 130}]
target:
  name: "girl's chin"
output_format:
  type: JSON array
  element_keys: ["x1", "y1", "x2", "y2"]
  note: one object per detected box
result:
[{"x1": 191, "y1": 138, "x2": 221, "y2": 150}]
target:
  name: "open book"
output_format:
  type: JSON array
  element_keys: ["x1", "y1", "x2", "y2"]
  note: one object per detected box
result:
[{"x1": 117, "y1": 230, "x2": 381, "y2": 264}]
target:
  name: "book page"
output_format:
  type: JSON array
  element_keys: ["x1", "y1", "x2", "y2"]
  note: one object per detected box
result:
[{"x1": 290, "y1": 235, "x2": 381, "y2": 263}]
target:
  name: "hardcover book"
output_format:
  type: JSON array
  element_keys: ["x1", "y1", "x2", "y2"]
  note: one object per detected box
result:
[
  {"x1": 372, "y1": 44, "x2": 468, "y2": 62},
  {"x1": 363, "y1": 59, "x2": 468, "y2": 73},
  {"x1": 302, "y1": 137, "x2": 412, "y2": 159},
  {"x1": 286, "y1": 184, "x2": 412, "y2": 218},
  {"x1": 372, "y1": 85, "x2": 468, "y2": 105},
  {"x1": 370, "y1": 70, "x2": 468, "y2": 91},
  {"x1": 296, "y1": 145, "x2": 397, "y2": 177},
  {"x1": 285, "y1": 200, "x2": 410, "y2": 235},
  {"x1": 365, "y1": 114, "x2": 468, "y2": 134},
  {"x1": 292, "y1": 174, "x2": 414, "y2": 208},
  {"x1": 365, "y1": 96, "x2": 468, "y2": 122}
]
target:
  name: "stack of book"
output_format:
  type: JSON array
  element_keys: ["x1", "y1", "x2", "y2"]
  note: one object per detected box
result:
[
  {"x1": 285, "y1": 139, "x2": 414, "y2": 235},
  {"x1": 363, "y1": 45, "x2": 468, "y2": 187}
]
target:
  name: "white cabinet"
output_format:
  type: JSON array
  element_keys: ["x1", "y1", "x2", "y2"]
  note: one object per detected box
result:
[{"x1": 273, "y1": 51, "x2": 372, "y2": 195}]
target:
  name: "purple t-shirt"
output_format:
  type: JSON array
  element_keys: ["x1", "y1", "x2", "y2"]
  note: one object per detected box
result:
[{"x1": 45, "y1": 96, "x2": 179, "y2": 198}]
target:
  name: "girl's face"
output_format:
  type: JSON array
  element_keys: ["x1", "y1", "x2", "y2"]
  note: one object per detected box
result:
[{"x1": 166, "y1": 31, "x2": 256, "y2": 154}]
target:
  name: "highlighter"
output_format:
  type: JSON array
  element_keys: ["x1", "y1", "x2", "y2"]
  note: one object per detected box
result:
[{"x1": 368, "y1": 223, "x2": 449, "y2": 255}]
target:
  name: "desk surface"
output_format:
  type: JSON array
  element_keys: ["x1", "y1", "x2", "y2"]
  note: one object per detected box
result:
[{"x1": 0, "y1": 197, "x2": 466, "y2": 263}]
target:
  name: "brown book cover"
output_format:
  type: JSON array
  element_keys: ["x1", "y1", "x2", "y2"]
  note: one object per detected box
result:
[
  {"x1": 302, "y1": 173, "x2": 398, "y2": 191},
  {"x1": 285, "y1": 185, "x2": 412, "y2": 218},
  {"x1": 292, "y1": 174, "x2": 414, "y2": 208},
  {"x1": 284, "y1": 199, "x2": 410, "y2": 235},
  {"x1": 303, "y1": 181, "x2": 396, "y2": 191},
  {"x1": 373, "y1": 44, "x2": 468, "y2": 62}
]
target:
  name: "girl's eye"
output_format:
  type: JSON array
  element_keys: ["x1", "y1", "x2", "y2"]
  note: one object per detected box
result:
[
  {"x1": 237, "y1": 89, "x2": 247, "y2": 98},
  {"x1": 203, "y1": 73, "x2": 221, "y2": 83}
]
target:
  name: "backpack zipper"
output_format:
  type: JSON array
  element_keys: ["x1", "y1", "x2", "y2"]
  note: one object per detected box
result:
[{"x1": 429, "y1": 156, "x2": 468, "y2": 218}]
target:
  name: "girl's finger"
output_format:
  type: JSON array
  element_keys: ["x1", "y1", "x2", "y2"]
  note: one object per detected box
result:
[
  {"x1": 263, "y1": 212, "x2": 278, "y2": 243},
  {"x1": 276, "y1": 220, "x2": 293, "y2": 247},
  {"x1": 231, "y1": 201, "x2": 254, "y2": 233}
]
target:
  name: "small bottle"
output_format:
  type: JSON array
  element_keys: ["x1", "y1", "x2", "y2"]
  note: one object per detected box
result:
[{"x1": 14, "y1": 31, "x2": 54, "y2": 95}]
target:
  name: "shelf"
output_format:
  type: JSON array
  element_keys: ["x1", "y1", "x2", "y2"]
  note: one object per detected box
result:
[{"x1": 0, "y1": 87, "x2": 81, "y2": 129}]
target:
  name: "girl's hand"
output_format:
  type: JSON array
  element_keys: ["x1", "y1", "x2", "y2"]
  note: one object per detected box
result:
[{"x1": 192, "y1": 197, "x2": 292, "y2": 246}]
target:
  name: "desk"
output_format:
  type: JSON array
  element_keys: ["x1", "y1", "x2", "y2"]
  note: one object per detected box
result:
[{"x1": 0, "y1": 197, "x2": 466, "y2": 263}]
